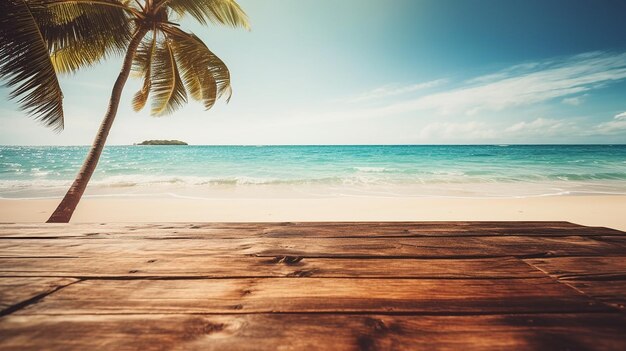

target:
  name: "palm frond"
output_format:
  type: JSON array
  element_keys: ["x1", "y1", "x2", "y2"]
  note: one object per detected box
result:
[
  {"x1": 0, "y1": 0, "x2": 64, "y2": 130},
  {"x1": 131, "y1": 32, "x2": 157, "y2": 111},
  {"x1": 167, "y1": 27, "x2": 231, "y2": 110},
  {"x1": 40, "y1": 0, "x2": 133, "y2": 74},
  {"x1": 50, "y1": 39, "x2": 109, "y2": 73},
  {"x1": 42, "y1": 0, "x2": 136, "y2": 15},
  {"x1": 168, "y1": 29, "x2": 213, "y2": 108},
  {"x1": 150, "y1": 38, "x2": 187, "y2": 116},
  {"x1": 160, "y1": 0, "x2": 249, "y2": 29}
]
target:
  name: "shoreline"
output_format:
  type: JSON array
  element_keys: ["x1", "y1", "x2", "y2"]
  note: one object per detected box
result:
[
  {"x1": 2, "y1": 189, "x2": 625, "y2": 200},
  {"x1": 1, "y1": 195, "x2": 625, "y2": 230},
  {"x1": 2, "y1": 178, "x2": 626, "y2": 201}
]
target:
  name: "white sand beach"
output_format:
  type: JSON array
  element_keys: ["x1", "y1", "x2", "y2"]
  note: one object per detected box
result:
[{"x1": 2, "y1": 195, "x2": 625, "y2": 230}]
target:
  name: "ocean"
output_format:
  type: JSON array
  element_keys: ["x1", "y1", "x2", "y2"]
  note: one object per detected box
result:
[{"x1": 1, "y1": 145, "x2": 625, "y2": 199}]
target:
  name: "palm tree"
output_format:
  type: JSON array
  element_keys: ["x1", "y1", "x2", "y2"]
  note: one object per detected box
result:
[{"x1": 0, "y1": 0, "x2": 249, "y2": 222}]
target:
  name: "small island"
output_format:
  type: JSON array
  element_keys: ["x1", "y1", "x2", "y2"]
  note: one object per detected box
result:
[{"x1": 135, "y1": 140, "x2": 188, "y2": 145}]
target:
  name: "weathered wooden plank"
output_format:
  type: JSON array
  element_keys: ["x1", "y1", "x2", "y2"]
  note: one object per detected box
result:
[
  {"x1": 258, "y1": 222, "x2": 625, "y2": 239},
  {"x1": 1, "y1": 313, "x2": 625, "y2": 351},
  {"x1": 524, "y1": 256, "x2": 626, "y2": 311},
  {"x1": 91, "y1": 224, "x2": 626, "y2": 239},
  {"x1": 0, "y1": 236, "x2": 622, "y2": 258},
  {"x1": 525, "y1": 256, "x2": 626, "y2": 279},
  {"x1": 1, "y1": 222, "x2": 625, "y2": 350},
  {"x1": 0, "y1": 257, "x2": 545, "y2": 278},
  {"x1": 1, "y1": 222, "x2": 622, "y2": 239},
  {"x1": 562, "y1": 280, "x2": 626, "y2": 311},
  {"x1": 0, "y1": 278, "x2": 77, "y2": 314},
  {"x1": 0, "y1": 223, "x2": 258, "y2": 239},
  {"x1": 0, "y1": 223, "x2": 285, "y2": 239},
  {"x1": 252, "y1": 236, "x2": 624, "y2": 259},
  {"x1": 595, "y1": 236, "x2": 626, "y2": 249},
  {"x1": 0, "y1": 237, "x2": 258, "y2": 257},
  {"x1": 18, "y1": 278, "x2": 608, "y2": 315}
]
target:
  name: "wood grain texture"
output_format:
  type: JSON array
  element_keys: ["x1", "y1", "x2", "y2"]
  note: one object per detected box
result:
[
  {"x1": 0, "y1": 236, "x2": 622, "y2": 258},
  {"x1": 525, "y1": 256, "x2": 626, "y2": 279},
  {"x1": 0, "y1": 221, "x2": 622, "y2": 239},
  {"x1": 17, "y1": 277, "x2": 609, "y2": 315},
  {"x1": 524, "y1": 256, "x2": 626, "y2": 311},
  {"x1": 0, "y1": 257, "x2": 545, "y2": 278},
  {"x1": 1, "y1": 221, "x2": 625, "y2": 350},
  {"x1": 562, "y1": 280, "x2": 626, "y2": 311},
  {"x1": 1, "y1": 313, "x2": 625, "y2": 351},
  {"x1": 257, "y1": 222, "x2": 624, "y2": 238},
  {"x1": 0, "y1": 278, "x2": 77, "y2": 314}
]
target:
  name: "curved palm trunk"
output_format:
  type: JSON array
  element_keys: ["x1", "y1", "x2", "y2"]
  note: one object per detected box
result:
[{"x1": 47, "y1": 27, "x2": 149, "y2": 223}]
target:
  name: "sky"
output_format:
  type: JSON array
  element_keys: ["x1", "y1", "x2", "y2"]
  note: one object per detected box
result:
[{"x1": 1, "y1": 0, "x2": 626, "y2": 145}]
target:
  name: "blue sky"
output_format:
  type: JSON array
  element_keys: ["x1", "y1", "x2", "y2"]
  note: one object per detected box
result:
[{"x1": 1, "y1": 0, "x2": 626, "y2": 145}]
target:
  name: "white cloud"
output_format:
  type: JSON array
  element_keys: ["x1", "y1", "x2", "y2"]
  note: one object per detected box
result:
[
  {"x1": 464, "y1": 62, "x2": 542, "y2": 85},
  {"x1": 292, "y1": 51, "x2": 626, "y2": 133},
  {"x1": 187, "y1": 51, "x2": 626, "y2": 144},
  {"x1": 418, "y1": 118, "x2": 590, "y2": 142},
  {"x1": 505, "y1": 118, "x2": 579, "y2": 136},
  {"x1": 594, "y1": 120, "x2": 626, "y2": 134},
  {"x1": 423, "y1": 116, "x2": 626, "y2": 141},
  {"x1": 418, "y1": 121, "x2": 497, "y2": 140},
  {"x1": 376, "y1": 51, "x2": 626, "y2": 116},
  {"x1": 417, "y1": 118, "x2": 577, "y2": 141},
  {"x1": 562, "y1": 94, "x2": 588, "y2": 106},
  {"x1": 594, "y1": 113, "x2": 626, "y2": 134},
  {"x1": 502, "y1": 116, "x2": 626, "y2": 139},
  {"x1": 346, "y1": 79, "x2": 447, "y2": 103}
]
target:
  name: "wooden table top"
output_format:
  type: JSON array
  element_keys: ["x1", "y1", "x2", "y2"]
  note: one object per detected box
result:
[{"x1": 0, "y1": 222, "x2": 624, "y2": 350}]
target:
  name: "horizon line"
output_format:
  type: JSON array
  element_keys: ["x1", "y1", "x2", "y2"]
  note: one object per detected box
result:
[{"x1": 1, "y1": 143, "x2": 626, "y2": 147}]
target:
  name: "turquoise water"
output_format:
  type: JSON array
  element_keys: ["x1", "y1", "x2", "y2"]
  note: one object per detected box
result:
[{"x1": 1, "y1": 145, "x2": 625, "y2": 198}]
